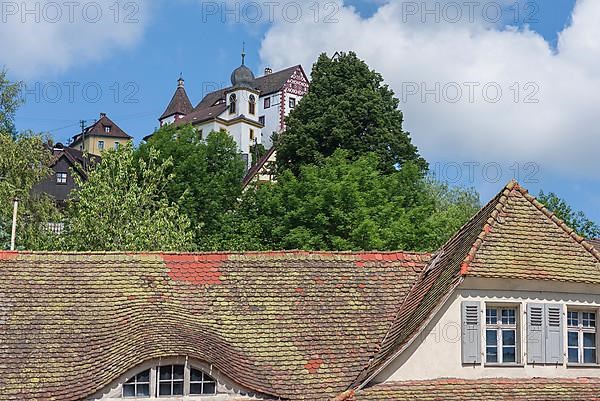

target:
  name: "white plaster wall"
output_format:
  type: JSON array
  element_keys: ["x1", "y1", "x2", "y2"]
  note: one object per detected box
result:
[
  {"x1": 258, "y1": 93, "x2": 282, "y2": 148},
  {"x1": 375, "y1": 278, "x2": 600, "y2": 384}
]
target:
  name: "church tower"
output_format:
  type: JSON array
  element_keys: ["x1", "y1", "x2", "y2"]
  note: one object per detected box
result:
[{"x1": 159, "y1": 75, "x2": 194, "y2": 127}]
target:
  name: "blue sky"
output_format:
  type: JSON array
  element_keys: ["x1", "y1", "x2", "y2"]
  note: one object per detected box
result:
[{"x1": 7, "y1": 0, "x2": 599, "y2": 226}]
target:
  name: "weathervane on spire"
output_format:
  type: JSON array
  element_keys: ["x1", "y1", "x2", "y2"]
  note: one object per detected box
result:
[{"x1": 241, "y1": 42, "x2": 246, "y2": 65}]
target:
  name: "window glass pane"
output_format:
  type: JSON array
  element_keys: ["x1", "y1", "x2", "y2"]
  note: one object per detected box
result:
[
  {"x1": 568, "y1": 347, "x2": 579, "y2": 363},
  {"x1": 190, "y1": 368, "x2": 203, "y2": 382},
  {"x1": 123, "y1": 384, "x2": 135, "y2": 397},
  {"x1": 584, "y1": 348, "x2": 597, "y2": 364},
  {"x1": 172, "y1": 382, "x2": 184, "y2": 395},
  {"x1": 583, "y1": 312, "x2": 596, "y2": 328},
  {"x1": 486, "y1": 309, "x2": 497, "y2": 325},
  {"x1": 190, "y1": 383, "x2": 202, "y2": 394},
  {"x1": 503, "y1": 346, "x2": 516, "y2": 363},
  {"x1": 137, "y1": 384, "x2": 150, "y2": 397},
  {"x1": 158, "y1": 383, "x2": 171, "y2": 395},
  {"x1": 568, "y1": 331, "x2": 579, "y2": 347},
  {"x1": 567, "y1": 311, "x2": 579, "y2": 327},
  {"x1": 173, "y1": 365, "x2": 184, "y2": 380},
  {"x1": 486, "y1": 329, "x2": 497, "y2": 346},
  {"x1": 203, "y1": 382, "x2": 216, "y2": 394},
  {"x1": 137, "y1": 369, "x2": 150, "y2": 383},
  {"x1": 584, "y1": 332, "x2": 596, "y2": 348},
  {"x1": 501, "y1": 309, "x2": 516, "y2": 325},
  {"x1": 502, "y1": 330, "x2": 516, "y2": 346},
  {"x1": 159, "y1": 366, "x2": 172, "y2": 380}
]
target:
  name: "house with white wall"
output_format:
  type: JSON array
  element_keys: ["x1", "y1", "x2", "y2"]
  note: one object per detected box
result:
[{"x1": 1, "y1": 180, "x2": 599, "y2": 400}]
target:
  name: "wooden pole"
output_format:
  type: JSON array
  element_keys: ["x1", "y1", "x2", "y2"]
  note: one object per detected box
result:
[{"x1": 10, "y1": 197, "x2": 18, "y2": 251}]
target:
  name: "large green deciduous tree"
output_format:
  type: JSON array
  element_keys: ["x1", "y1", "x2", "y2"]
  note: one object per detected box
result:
[
  {"x1": 277, "y1": 52, "x2": 427, "y2": 174},
  {"x1": 62, "y1": 142, "x2": 193, "y2": 251},
  {"x1": 0, "y1": 68, "x2": 24, "y2": 136},
  {"x1": 139, "y1": 125, "x2": 246, "y2": 244},
  {"x1": 537, "y1": 191, "x2": 600, "y2": 239},
  {"x1": 0, "y1": 134, "x2": 60, "y2": 250},
  {"x1": 207, "y1": 151, "x2": 479, "y2": 252}
]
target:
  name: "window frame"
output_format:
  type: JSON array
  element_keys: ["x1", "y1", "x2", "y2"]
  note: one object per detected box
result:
[
  {"x1": 258, "y1": 115, "x2": 265, "y2": 125},
  {"x1": 567, "y1": 309, "x2": 598, "y2": 365},
  {"x1": 264, "y1": 97, "x2": 271, "y2": 109},
  {"x1": 98, "y1": 140, "x2": 105, "y2": 151},
  {"x1": 229, "y1": 94, "x2": 237, "y2": 114},
  {"x1": 249, "y1": 94, "x2": 256, "y2": 115},
  {"x1": 56, "y1": 172, "x2": 68, "y2": 185},
  {"x1": 289, "y1": 97, "x2": 296, "y2": 109},
  {"x1": 105, "y1": 125, "x2": 112, "y2": 133},
  {"x1": 484, "y1": 304, "x2": 520, "y2": 365}
]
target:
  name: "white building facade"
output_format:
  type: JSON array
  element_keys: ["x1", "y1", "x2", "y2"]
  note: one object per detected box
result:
[{"x1": 157, "y1": 57, "x2": 309, "y2": 169}]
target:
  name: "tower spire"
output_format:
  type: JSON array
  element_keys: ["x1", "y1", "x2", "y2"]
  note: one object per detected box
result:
[
  {"x1": 241, "y1": 42, "x2": 246, "y2": 65},
  {"x1": 177, "y1": 73, "x2": 184, "y2": 88}
]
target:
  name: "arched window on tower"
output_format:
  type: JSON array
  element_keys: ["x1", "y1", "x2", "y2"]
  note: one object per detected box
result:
[
  {"x1": 249, "y1": 94, "x2": 256, "y2": 115},
  {"x1": 229, "y1": 94, "x2": 237, "y2": 114}
]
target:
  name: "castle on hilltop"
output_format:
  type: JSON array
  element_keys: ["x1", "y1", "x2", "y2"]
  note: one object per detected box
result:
[{"x1": 157, "y1": 51, "x2": 309, "y2": 169}]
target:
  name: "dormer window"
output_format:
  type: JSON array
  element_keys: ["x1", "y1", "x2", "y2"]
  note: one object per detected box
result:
[
  {"x1": 229, "y1": 94, "x2": 237, "y2": 114},
  {"x1": 105, "y1": 126, "x2": 111, "y2": 133},
  {"x1": 249, "y1": 94, "x2": 256, "y2": 115},
  {"x1": 119, "y1": 363, "x2": 218, "y2": 398}
]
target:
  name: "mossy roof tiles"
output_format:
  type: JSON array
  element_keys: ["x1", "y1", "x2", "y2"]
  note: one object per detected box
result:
[
  {"x1": 350, "y1": 378, "x2": 600, "y2": 400},
  {"x1": 0, "y1": 251, "x2": 428, "y2": 400}
]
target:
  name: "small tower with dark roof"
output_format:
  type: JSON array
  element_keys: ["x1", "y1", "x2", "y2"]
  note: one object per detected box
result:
[{"x1": 159, "y1": 74, "x2": 194, "y2": 127}]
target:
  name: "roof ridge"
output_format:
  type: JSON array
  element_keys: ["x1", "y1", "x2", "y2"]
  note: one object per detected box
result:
[
  {"x1": 6, "y1": 249, "x2": 430, "y2": 256},
  {"x1": 513, "y1": 183, "x2": 600, "y2": 264}
]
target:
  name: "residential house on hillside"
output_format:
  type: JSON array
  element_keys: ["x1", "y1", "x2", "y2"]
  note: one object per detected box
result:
[
  {"x1": 70, "y1": 113, "x2": 132, "y2": 156},
  {"x1": 154, "y1": 53, "x2": 308, "y2": 170},
  {"x1": 32, "y1": 142, "x2": 99, "y2": 207},
  {"x1": 2, "y1": 181, "x2": 600, "y2": 400}
]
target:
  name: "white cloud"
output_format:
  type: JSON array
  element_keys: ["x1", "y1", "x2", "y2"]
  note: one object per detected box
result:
[
  {"x1": 258, "y1": 0, "x2": 600, "y2": 178},
  {"x1": 0, "y1": 0, "x2": 151, "y2": 78}
]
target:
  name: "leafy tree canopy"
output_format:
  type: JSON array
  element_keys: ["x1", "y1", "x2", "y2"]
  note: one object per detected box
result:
[
  {"x1": 0, "y1": 92, "x2": 60, "y2": 250},
  {"x1": 277, "y1": 52, "x2": 427, "y2": 174},
  {"x1": 207, "y1": 150, "x2": 479, "y2": 252},
  {"x1": 537, "y1": 190, "x2": 600, "y2": 239},
  {"x1": 61, "y1": 142, "x2": 193, "y2": 251},
  {"x1": 0, "y1": 68, "x2": 24, "y2": 135},
  {"x1": 139, "y1": 125, "x2": 246, "y2": 244}
]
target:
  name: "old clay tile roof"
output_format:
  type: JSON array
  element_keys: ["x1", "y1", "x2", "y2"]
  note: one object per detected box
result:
[
  {"x1": 349, "y1": 378, "x2": 600, "y2": 400},
  {"x1": 352, "y1": 180, "x2": 600, "y2": 387},
  {"x1": 71, "y1": 114, "x2": 132, "y2": 144},
  {"x1": 0, "y1": 250, "x2": 429, "y2": 401},
  {"x1": 590, "y1": 238, "x2": 600, "y2": 250}
]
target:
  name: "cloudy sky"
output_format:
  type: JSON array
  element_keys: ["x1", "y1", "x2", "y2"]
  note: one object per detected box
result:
[{"x1": 5, "y1": 0, "x2": 599, "y2": 223}]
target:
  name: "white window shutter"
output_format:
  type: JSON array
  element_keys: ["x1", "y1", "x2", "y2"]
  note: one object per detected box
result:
[
  {"x1": 545, "y1": 304, "x2": 564, "y2": 364},
  {"x1": 527, "y1": 303, "x2": 545, "y2": 364},
  {"x1": 461, "y1": 301, "x2": 481, "y2": 364}
]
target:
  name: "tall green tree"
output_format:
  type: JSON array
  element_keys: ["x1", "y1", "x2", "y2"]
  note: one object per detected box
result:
[
  {"x1": 277, "y1": 52, "x2": 427, "y2": 174},
  {"x1": 62, "y1": 143, "x2": 193, "y2": 251},
  {"x1": 537, "y1": 191, "x2": 600, "y2": 239},
  {"x1": 0, "y1": 131, "x2": 61, "y2": 250},
  {"x1": 0, "y1": 68, "x2": 24, "y2": 136},
  {"x1": 208, "y1": 151, "x2": 479, "y2": 252},
  {"x1": 139, "y1": 125, "x2": 246, "y2": 244}
]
